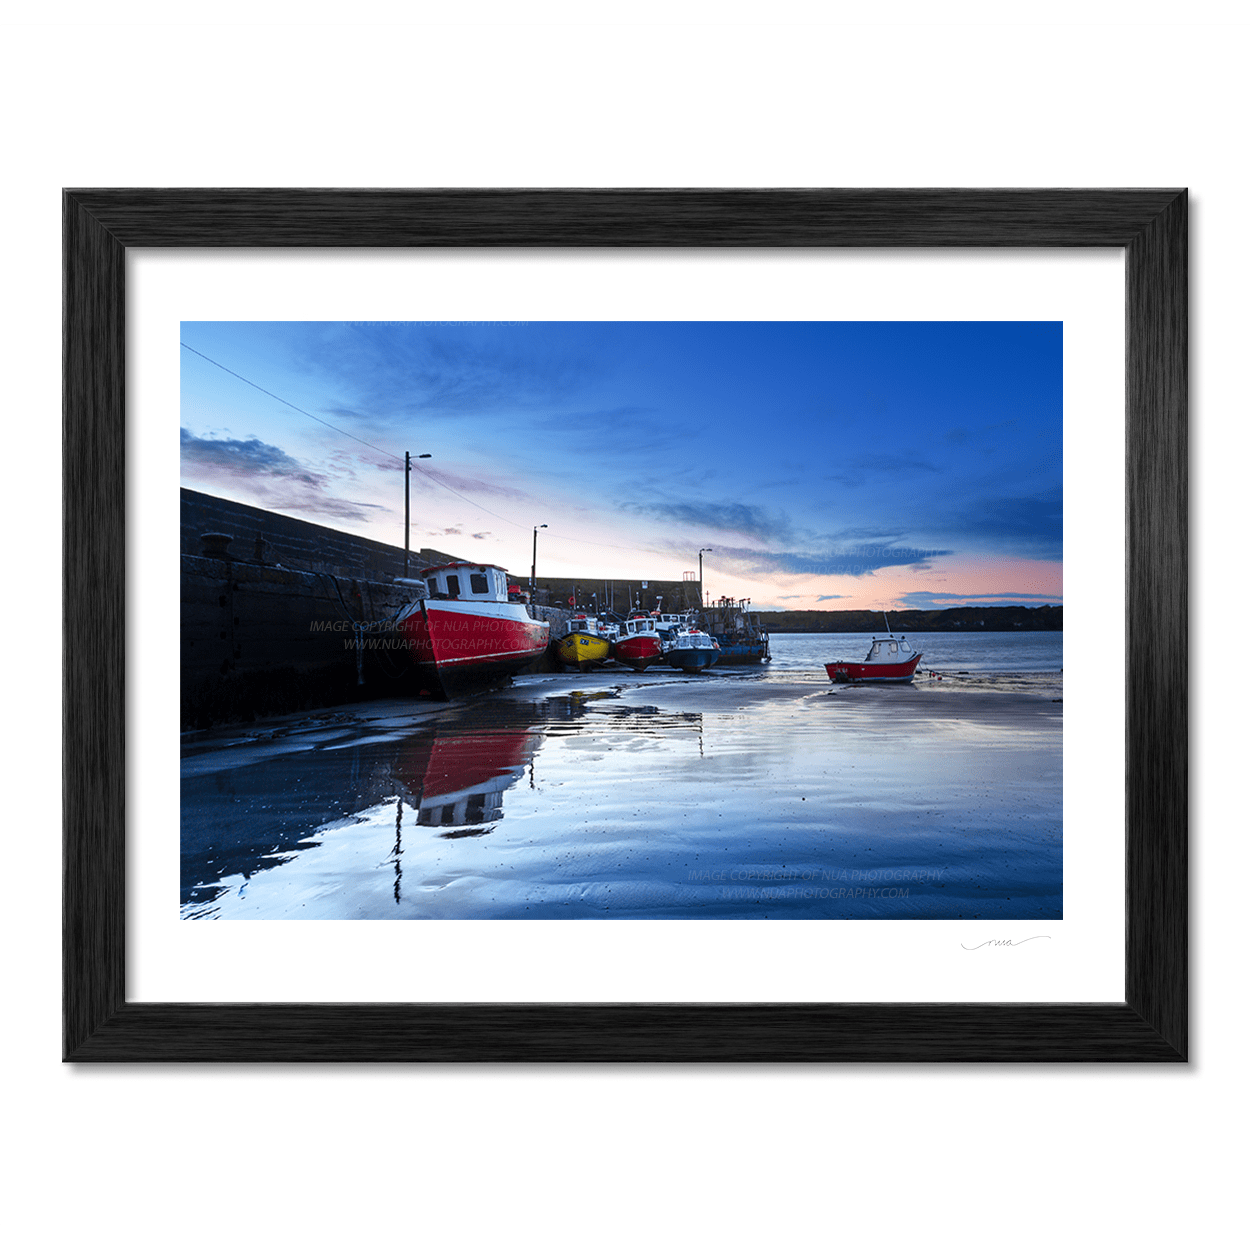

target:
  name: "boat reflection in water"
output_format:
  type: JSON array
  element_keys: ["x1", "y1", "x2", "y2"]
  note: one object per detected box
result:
[
  {"x1": 181, "y1": 669, "x2": 1061, "y2": 921},
  {"x1": 180, "y1": 688, "x2": 713, "y2": 920},
  {"x1": 403, "y1": 728, "x2": 536, "y2": 836},
  {"x1": 180, "y1": 704, "x2": 544, "y2": 918}
]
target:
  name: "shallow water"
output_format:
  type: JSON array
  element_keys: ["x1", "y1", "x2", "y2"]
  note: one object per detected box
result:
[
  {"x1": 761, "y1": 631, "x2": 1063, "y2": 696},
  {"x1": 182, "y1": 634, "x2": 1062, "y2": 921}
]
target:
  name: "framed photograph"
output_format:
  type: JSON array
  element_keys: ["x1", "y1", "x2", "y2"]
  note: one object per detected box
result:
[{"x1": 64, "y1": 189, "x2": 1186, "y2": 1061}]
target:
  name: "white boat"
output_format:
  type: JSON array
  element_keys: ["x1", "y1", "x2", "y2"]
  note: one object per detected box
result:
[{"x1": 395, "y1": 562, "x2": 550, "y2": 697}]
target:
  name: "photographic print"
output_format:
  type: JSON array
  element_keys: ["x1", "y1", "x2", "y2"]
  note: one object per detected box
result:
[{"x1": 179, "y1": 319, "x2": 1063, "y2": 923}]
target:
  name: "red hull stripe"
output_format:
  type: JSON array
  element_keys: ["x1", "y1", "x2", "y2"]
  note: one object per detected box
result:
[
  {"x1": 825, "y1": 654, "x2": 923, "y2": 682},
  {"x1": 400, "y1": 605, "x2": 549, "y2": 670},
  {"x1": 615, "y1": 638, "x2": 662, "y2": 659}
]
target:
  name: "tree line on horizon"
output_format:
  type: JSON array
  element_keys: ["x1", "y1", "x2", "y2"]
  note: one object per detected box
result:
[{"x1": 758, "y1": 604, "x2": 1062, "y2": 633}]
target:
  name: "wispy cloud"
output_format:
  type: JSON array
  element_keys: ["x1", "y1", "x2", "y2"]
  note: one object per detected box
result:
[
  {"x1": 535, "y1": 404, "x2": 654, "y2": 431},
  {"x1": 705, "y1": 542, "x2": 954, "y2": 579},
  {"x1": 894, "y1": 590, "x2": 1061, "y2": 610},
  {"x1": 944, "y1": 418, "x2": 1016, "y2": 447},
  {"x1": 179, "y1": 428, "x2": 381, "y2": 521},
  {"x1": 298, "y1": 324, "x2": 595, "y2": 423},
  {"x1": 326, "y1": 446, "x2": 399, "y2": 476},
  {"x1": 414, "y1": 466, "x2": 531, "y2": 502},
  {"x1": 624, "y1": 500, "x2": 794, "y2": 545},
  {"x1": 181, "y1": 428, "x2": 318, "y2": 483},
  {"x1": 822, "y1": 455, "x2": 941, "y2": 488},
  {"x1": 940, "y1": 488, "x2": 1062, "y2": 559}
]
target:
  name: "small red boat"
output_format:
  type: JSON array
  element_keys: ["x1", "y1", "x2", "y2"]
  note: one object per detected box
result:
[
  {"x1": 825, "y1": 615, "x2": 922, "y2": 685},
  {"x1": 614, "y1": 614, "x2": 665, "y2": 671}
]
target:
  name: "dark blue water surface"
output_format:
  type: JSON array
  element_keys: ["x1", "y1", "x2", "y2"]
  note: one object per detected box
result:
[{"x1": 181, "y1": 634, "x2": 1062, "y2": 920}]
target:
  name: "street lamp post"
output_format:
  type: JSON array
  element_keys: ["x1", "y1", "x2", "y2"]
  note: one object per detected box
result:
[
  {"x1": 699, "y1": 547, "x2": 712, "y2": 608},
  {"x1": 530, "y1": 524, "x2": 547, "y2": 592},
  {"x1": 404, "y1": 451, "x2": 432, "y2": 577}
]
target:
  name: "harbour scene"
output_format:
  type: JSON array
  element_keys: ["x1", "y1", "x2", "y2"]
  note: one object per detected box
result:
[
  {"x1": 180, "y1": 320, "x2": 1063, "y2": 922},
  {"x1": 182, "y1": 630, "x2": 1061, "y2": 921}
]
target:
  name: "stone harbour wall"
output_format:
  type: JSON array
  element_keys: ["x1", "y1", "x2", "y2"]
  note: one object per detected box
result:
[
  {"x1": 181, "y1": 487, "x2": 461, "y2": 580},
  {"x1": 181, "y1": 552, "x2": 419, "y2": 728},
  {"x1": 180, "y1": 490, "x2": 697, "y2": 727},
  {"x1": 530, "y1": 576, "x2": 700, "y2": 614}
]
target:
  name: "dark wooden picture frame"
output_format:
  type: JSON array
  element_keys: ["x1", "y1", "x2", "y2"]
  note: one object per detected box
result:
[{"x1": 64, "y1": 189, "x2": 1186, "y2": 1061}]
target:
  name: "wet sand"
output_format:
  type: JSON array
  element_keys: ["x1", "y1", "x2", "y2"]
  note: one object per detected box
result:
[{"x1": 181, "y1": 664, "x2": 1061, "y2": 921}]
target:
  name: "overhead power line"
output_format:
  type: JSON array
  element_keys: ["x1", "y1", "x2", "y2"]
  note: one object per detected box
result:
[
  {"x1": 179, "y1": 340, "x2": 671, "y2": 558},
  {"x1": 180, "y1": 341, "x2": 405, "y2": 465}
]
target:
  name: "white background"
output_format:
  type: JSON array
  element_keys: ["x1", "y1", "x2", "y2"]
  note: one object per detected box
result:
[
  {"x1": 132, "y1": 249, "x2": 1122, "y2": 1005},
  {"x1": 5, "y1": 3, "x2": 1242, "y2": 1248}
]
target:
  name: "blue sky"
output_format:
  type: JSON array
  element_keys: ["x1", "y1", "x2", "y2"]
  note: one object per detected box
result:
[{"x1": 180, "y1": 321, "x2": 1062, "y2": 611}]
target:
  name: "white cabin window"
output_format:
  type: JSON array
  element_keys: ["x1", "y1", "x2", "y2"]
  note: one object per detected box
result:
[{"x1": 470, "y1": 573, "x2": 489, "y2": 595}]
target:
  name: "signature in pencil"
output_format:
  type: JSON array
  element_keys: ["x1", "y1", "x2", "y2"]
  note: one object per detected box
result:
[{"x1": 961, "y1": 936, "x2": 1051, "y2": 950}]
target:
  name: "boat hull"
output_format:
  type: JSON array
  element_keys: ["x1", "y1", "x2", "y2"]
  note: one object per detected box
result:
[
  {"x1": 825, "y1": 653, "x2": 923, "y2": 684},
  {"x1": 398, "y1": 600, "x2": 550, "y2": 697},
  {"x1": 614, "y1": 635, "x2": 664, "y2": 671},
  {"x1": 666, "y1": 647, "x2": 720, "y2": 673},
  {"x1": 553, "y1": 631, "x2": 612, "y2": 671}
]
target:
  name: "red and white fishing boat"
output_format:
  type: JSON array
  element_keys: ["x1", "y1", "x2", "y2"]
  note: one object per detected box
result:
[
  {"x1": 614, "y1": 613, "x2": 668, "y2": 671},
  {"x1": 395, "y1": 562, "x2": 550, "y2": 698},
  {"x1": 825, "y1": 615, "x2": 923, "y2": 685}
]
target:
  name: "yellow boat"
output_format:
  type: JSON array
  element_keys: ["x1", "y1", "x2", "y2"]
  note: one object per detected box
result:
[{"x1": 553, "y1": 615, "x2": 613, "y2": 671}]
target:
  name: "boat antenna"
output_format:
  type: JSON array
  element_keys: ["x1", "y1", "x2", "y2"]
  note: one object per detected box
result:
[{"x1": 883, "y1": 611, "x2": 890, "y2": 634}]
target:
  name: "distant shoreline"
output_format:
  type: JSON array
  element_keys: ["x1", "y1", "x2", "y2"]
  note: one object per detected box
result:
[
  {"x1": 766, "y1": 628, "x2": 1064, "y2": 634},
  {"x1": 757, "y1": 605, "x2": 1061, "y2": 634}
]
